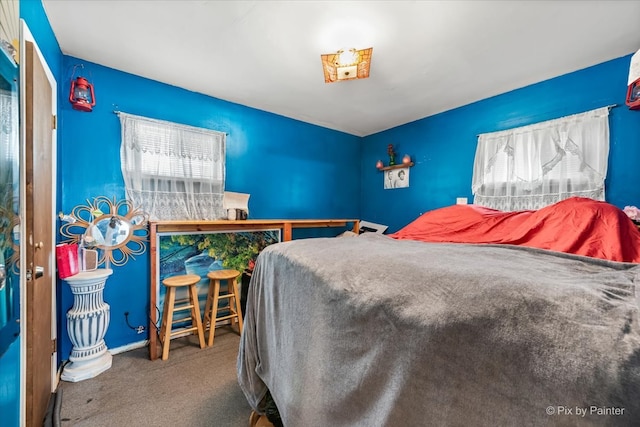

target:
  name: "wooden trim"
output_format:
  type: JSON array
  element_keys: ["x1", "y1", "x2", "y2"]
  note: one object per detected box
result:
[
  {"x1": 148, "y1": 219, "x2": 359, "y2": 360},
  {"x1": 283, "y1": 223, "x2": 292, "y2": 241},
  {"x1": 149, "y1": 221, "x2": 158, "y2": 360},
  {"x1": 151, "y1": 219, "x2": 357, "y2": 233},
  {"x1": 379, "y1": 162, "x2": 414, "y2": 171}
]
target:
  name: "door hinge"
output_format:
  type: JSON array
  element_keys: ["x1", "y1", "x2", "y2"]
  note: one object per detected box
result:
[
  {"x1": 51, "y1": 338, "x2": 57, "y2": 354},
  {"x1": 52, "y1": 115, "x2": 57, "y2": 130}
]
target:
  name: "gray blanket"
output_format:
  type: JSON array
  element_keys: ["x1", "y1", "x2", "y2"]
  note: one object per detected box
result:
[{"x1": 238, "y1": 233, "x2": 640, "y2": 426}]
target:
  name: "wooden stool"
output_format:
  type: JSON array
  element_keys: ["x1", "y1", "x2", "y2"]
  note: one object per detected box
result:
[
  {"x1": 203, "y1": 269, "x2": 243, "y2": 347},
  {"x1": 159, "y1": 274, "x2": 206, "y2": 360}
]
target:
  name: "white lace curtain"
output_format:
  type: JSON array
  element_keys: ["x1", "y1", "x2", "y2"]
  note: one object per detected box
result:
[
  {"x1": 472, "y1": 107, "x2": 610, "y2": 211},
  {"x1": 119, "y1": 112, "x2": 226, "y2": 220}
]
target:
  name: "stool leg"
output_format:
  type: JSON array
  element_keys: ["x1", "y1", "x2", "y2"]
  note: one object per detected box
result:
[
  {"x1": 206, "y1": 279, "x2": 221, "y2": 347},
  {"x1": 224, "y1": 280, "x2": 236, "y2": 330},
  {"x1": 188, "y1": 284, "x2": 206, "y2": 349},
  {"x1": 203, "y1": 280, "x2": 214, "y2": 333},
  {"x1": 231, "y1": 277, "x2": 243, "y2": 335},
  {"x1": 161, "y1": 287, "x2": 176, "y2": 361},
  {"x1": 159, "y1": 294, "x2": 168, "y2": 343}
]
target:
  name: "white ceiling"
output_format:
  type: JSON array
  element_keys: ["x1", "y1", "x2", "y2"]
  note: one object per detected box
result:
[{"x1": 42, "y1": 0, "x2": 640, "y2": 137}]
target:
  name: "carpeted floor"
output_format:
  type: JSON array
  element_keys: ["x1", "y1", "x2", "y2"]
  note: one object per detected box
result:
[{"x1": 57, "y1": 329, "x2": 252, "y2": 427}]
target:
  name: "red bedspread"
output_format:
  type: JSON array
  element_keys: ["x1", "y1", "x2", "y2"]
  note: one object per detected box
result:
[{"x1": 390, "y1": 197, "x2": 640, "y2": 263}]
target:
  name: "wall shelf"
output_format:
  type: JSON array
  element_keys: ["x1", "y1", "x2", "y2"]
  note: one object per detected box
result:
[{"x1": 378, "y1": 162, "x2": 414, "y2": 171}]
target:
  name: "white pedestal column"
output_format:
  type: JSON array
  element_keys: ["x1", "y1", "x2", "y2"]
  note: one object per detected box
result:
[{"x1": 61, "y1": 268, "x2": 113, "y2": 382}]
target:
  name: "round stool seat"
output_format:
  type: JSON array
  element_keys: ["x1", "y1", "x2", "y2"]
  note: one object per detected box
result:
[
  {"x1": 163, "y1": 274, "x2": 200, "y2": 287},
  {"x1": 207, "y1": 270, "x2": 241, "y2": 281}
]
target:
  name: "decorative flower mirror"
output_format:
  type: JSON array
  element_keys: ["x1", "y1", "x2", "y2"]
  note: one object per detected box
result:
[{"x1": 59, "y1": 196, "x2": 149, "y2": 267}]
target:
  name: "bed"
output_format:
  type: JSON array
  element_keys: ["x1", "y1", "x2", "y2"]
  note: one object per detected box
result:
[{"x1": 237, "y1": 197, "x2": 640, "y2": 426}]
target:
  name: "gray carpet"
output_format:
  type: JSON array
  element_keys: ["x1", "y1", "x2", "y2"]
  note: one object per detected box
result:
[{"x1": 58, "y1": 329, "x2": 252, "y2": 427}]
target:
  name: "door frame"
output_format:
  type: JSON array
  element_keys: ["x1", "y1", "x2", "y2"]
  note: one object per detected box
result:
[{"x1": 19, "y1": 20, "x2": 57, "y2": 426}]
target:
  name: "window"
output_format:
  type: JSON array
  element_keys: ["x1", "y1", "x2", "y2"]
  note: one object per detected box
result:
[
  {"x1": 119, "y1": 113, "x2": 226, "y2": 220},
  {"x1": 472, "y1": 107, "x2": 610, "y2": 211}
]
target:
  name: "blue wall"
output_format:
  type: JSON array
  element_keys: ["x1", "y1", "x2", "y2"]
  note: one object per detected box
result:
[
  {"x1": 20, "y1": 0, "x2": 63, "y2": 80},
  {"x1": 58, "y1": 56, "x2": 361, "y2": 358},
  {"x1": 361, "y1": 55, "x2": 640, "y2": 232},
  {"x1": 0, "y1": 338, "x2": 20, "y2": 427}
]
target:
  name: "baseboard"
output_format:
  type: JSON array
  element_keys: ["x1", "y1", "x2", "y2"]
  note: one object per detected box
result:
[
  {"x1": 55, "y1": 362, "x2": 63, "y2": 387},
  {"x1": 109, "y1": 339, "x2": 149, "y2": 355},
  {"x1": 108, "y1": 324, "x2": 230, "y2": 354}
]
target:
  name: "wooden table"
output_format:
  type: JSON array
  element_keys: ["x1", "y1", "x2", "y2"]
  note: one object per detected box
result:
[{"x1": 148, "y1": 219, "x2": 359, "y2": 360}]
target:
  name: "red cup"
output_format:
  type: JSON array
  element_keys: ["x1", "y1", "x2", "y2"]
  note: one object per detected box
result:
[{"x1": 56, "y1": 243, "x2": 79, "y2": 279}]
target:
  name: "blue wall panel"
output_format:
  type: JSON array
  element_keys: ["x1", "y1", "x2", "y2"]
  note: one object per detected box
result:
[
  {"x1": 58, "y1": 56, "x2": 361, "y2": 358},
  {"x1": 0, "y1": 338, "x2": 20, "y2": 427},
  {"x1": 20, "y1": 0, "x2": 63, "y2": 83},
  {"x1": 361, "y1": 55, "x2": 640, "y2": 233}
]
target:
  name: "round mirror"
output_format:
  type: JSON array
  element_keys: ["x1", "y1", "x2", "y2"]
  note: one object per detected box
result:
[
  {"x1": 87, "y1": 215, "x2": 132, "y2": 248},
  {"x1": 60, "y1": 196, "x2": 149, "y2": 267}
]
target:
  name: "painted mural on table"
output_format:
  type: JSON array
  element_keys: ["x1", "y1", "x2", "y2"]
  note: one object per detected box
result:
[{"x1": 155, "y1": 230, "x2": 280, "y2": 328}]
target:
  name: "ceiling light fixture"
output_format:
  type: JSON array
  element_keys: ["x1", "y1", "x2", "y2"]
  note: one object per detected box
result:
[{"x1": 321, "y1": 47, "x2": 373, "y2": 83}]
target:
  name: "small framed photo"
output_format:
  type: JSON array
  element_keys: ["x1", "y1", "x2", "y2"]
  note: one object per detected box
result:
[{"x1": 384, "y1": 167, "x2": 410, "y2": 189}]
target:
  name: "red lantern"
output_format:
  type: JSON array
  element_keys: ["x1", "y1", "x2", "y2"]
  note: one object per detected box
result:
[
  {"x1": 627, "y1": 49, "x2": 640, "y2": 110},
  {"x1": 69, "y1": 76, "x2": 96, "y2": 112},
  {"x1": 626, "y1": 78, "x2": 640, "y2": 110}
]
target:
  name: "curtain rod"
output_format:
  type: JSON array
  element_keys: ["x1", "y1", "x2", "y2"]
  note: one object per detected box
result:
[
  {"x1": 111, "y1": 110, "x2": 228, "y2": 135},
  {"x1": 476, "y1": 104, "x2": 618, "y2": 137}
]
